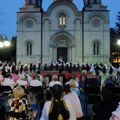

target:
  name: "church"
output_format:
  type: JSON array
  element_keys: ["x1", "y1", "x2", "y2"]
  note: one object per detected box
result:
[{"x1": 16, "y1": 0, "x2": 110, "y2": 65}]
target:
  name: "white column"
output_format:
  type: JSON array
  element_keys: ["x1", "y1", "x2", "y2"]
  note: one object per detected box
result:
[
  {"x1": 49, "y1": 47, "x2": 53, "y2": 62},
  {"x1": 72, "y1": 47, "x2": 75, "y2": 63},
  {"x1": 53, "y1": 46, "x2": 55, "y2": 62},
  {"x1": 69, "y1": 47, "x2": 72, "y2": 62}
]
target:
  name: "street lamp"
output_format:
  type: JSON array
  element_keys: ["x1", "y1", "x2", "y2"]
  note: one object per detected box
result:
[
  {"x1": 117, "y1": 39, "x2": 120, "y2": 46},
  {"x1": 0, "y1": 35, "x2": 10, "y2": 48}
]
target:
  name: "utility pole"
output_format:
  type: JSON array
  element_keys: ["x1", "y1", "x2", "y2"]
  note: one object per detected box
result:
[{"x1": 40, "y1": 0, "x2": 43, "y2": 64}]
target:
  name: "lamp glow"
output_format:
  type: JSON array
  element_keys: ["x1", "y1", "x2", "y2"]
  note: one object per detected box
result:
[
  {"x1": 4, "y1": 41, "x2": 10, "y2": 47},
  {"x1": 117, "y1": 39, "x2": 120, "y2": 46},
  {"x1": 0, "y1": 35, "x2": 11, "y2": 48},
  {"x1": 0, "y1": 42, "x2": 4, "y2": 48}
]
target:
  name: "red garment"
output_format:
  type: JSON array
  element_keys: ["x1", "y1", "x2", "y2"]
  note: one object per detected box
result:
[{"x1": 12, "y1": 74, "x2": 19, "y2": 82}]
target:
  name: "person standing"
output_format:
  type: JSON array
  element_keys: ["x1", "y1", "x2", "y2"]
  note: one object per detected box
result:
[
  {"x1": 40, "y1": 84, "x2": 76, "y2": 120},
  {"x1": 63, "y1": 84, "x2": 83, "y2": 120}
]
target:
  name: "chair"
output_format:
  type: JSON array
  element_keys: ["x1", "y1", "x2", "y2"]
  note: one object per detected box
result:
[
  {"x1": 29, "y1": 86, "x2": 44, "y2": 104},
  {"x1": 0, "y1": 86, "x2": 12, "y2": 98}
]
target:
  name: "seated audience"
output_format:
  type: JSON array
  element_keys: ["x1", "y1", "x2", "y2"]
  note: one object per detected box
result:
[
  {"x1": 49, "y1": 74, "x2": 62, "y2": 88},
  {"x1": 2, "y1": 72, "x2": 15, "y2": 89},
  {"x1": 29, "y1": 73, "x2": 42, "y2": 87},
  {"x1": 16, "y1": 74, "x2": 28, "y2": 87},
  {"x1": 36, "y1": 71, "x2": 44, "y2": 83},
  {"x1": 9, "y1": 86, "x2": 35, "y2": 119},
  {"x1": 12, "y1": 70, "x2": 19, "y2": 82}
]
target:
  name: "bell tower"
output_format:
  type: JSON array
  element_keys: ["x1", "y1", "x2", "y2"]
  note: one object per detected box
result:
[
  {"x1": 82, "y1": 0, "x2": 110, "y2": 63},
  {"x1": 25, "y1": 0, "x2": 40, "y2": 7},
  {"x1": 84, "y1": 0, "x2": 101, "y2": 7}
]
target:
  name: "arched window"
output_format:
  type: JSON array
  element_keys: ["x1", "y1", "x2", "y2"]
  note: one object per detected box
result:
[
  {"x1": 59, "y1": 14, "x2": 66, "y2": 27},
  {"x1": 93, "y1": 42, "x2": 99, "y2": 55},
  {"x1": 26, "y1": 42, "x2": 32, "y2": 55}
]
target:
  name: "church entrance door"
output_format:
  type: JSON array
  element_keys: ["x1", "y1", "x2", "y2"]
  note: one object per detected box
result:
[{"x1": 57, "y1": 47, "x2": 67, "y2": 62}]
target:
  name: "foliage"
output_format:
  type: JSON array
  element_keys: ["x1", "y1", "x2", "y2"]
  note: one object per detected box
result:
[{"x1": 115, "y1": 10, "x2": 120, "y2": 37}]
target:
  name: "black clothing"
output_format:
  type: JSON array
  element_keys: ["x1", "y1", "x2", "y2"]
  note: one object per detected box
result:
[
  {"x1": 48, "y1": 99, "x2": 70, "y2": 120},
  {"x1": 92, "y1": 101, "x2": 117, "y2": 120}
]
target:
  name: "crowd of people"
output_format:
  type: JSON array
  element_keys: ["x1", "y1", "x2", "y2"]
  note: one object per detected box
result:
[{"x1": 0, "y1": 61, "x2": 120, "y2": 120}]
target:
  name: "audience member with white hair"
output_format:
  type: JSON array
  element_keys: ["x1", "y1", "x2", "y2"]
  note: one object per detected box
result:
[
  {"x1": 29, "y1": 73, "x2": 42, "y2": 87},
  {"x1": 49, "y1": 74, "x2": 62, "y2": 87},
  {"x1": 16, "y1": 74, "x2": 28, "y2": 87}
]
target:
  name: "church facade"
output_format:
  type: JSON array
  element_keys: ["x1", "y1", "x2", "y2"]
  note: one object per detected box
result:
[{"x1": 16, "y1": 0, "x2": 110, "y2": 64}]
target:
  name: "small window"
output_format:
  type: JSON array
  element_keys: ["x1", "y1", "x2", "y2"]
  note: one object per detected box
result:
[
  {"x1": 59, "y1": 14, "x2": 66, "y2": 27},
  {"x1": 93, "y1": 42, "x2": 99, "y2": 55},
  {"x1": 26, "y1": 42, "x2": 32, "y2": 55}
]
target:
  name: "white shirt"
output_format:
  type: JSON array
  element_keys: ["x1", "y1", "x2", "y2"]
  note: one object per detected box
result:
[
  {"x1": 30, "y1": 79, "x2": 42, "y2": 87},
  {"x1": 2, "y1": 78, "x2": 15, "y2": 89},
  {"x1": 49, "y1": 81, "x2": 62, "y2": 87},
  {"x1": 63, "y1": 91, "x2": 83, "y2": 118},
  {"x1": 40, "y1": 99, "x2": 76, "y2": 120},
  {"x1": 16, "y1": 79, "x2": 28, "y2": 86}
]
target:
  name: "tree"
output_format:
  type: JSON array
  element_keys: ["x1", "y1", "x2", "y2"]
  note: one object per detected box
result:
[
  {"x1": 115, "y1": 10, "x2": 120, "y2": 36},
  {"x1": 10, "y1": 36, "x2": 16, "y2": 62}
]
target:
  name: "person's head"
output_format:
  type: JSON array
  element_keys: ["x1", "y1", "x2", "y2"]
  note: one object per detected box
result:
[
  {"x1": 63, "y1": 84, "x2": 71, "y2": 96},
  {"x1": 68, "y1": 70, "x2": 72, "y2": 74},
  {"x1": 69, "y1": 79, "x2": 76, "y2": 88},
  {"x1": 59, "y1": 69, "x2": 62, "y2": 74},
  {"x1": 52, "y1": 84, "x2": 63, "y2": 100},
  {"x1": 30, "y1": 72, "x2": 36, "y2": 79},
  {"x1": 116, "y1": 71, "x2": 120, "y2": 76},
  {"x1": 5, "y1": 72, "x2": 11, "y2": 78},
  {"x1": 13, "y1": 86, "x2": 26, "y2": 98},
  {"x1": 44, "y1": 89, "x2": 52, "y2": 101},
  {"x1": 19, "y1": 74, "x2": 26, "y2": 80},
  {"x1": 37, "y1": 70, "x2": 40, "y2": 74},
  {"x1": 52, "y1": 74, "x2": 58, "y2": 81},
  {"x1": 14, "y1": 70, "x2": 19, "y2": 75},
  {"x1": 82, "y1": 70, "x2": 87, "y2": 75}
]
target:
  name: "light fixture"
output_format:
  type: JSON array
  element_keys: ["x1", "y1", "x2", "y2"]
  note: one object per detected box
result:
[
  {"x1": 0, "y1": 35, "x2": 10, "y2": 48},
  {"x1": 117, "y1": 39, "x2": 120, "y2": 46}
]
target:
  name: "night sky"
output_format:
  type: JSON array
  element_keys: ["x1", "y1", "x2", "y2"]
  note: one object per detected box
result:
[{"x1": 0, "y1": 0, "x2": 120, "y2": 40}]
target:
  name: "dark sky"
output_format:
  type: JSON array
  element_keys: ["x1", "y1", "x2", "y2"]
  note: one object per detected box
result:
[{"x1": 0, "y1": 0, "x2": 120, "y2": 40}]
